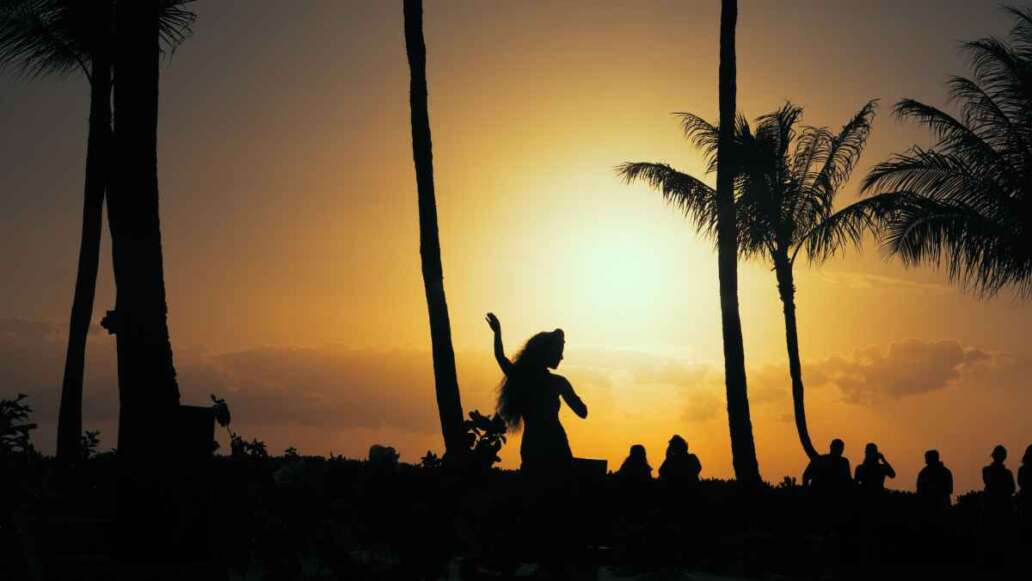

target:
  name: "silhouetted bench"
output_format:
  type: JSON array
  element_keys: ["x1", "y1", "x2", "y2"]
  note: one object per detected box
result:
[{"x1": 574, "y1": 458, "x2": 607, "y2": 484}]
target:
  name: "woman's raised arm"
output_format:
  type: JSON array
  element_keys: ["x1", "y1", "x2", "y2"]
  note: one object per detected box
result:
[{"x1": 486, "y1": 312, "x2": 514, "y2": 375}]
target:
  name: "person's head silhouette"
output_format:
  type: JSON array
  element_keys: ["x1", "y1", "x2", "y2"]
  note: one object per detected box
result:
[
  {"x1": 1023, "y1": 444, "x2": 1032, "y2": 466},
  {"x1": 518, "y1": 329, "x2": 565, "y2": 370},
  {"x1": 864, "y1": 442, "x2": 879, "y2": 462},
  {"x1": 667, "y1": 434, "x2": 688, "y2": 458},
  {"x1": 830, "y1": 438, "x2": 845, "y2": 457},
  {"x1": 925, "y1": 449, "x2": 941, "y2": 466},
  {"x1": 992, "y1": 444, "x2": 1008, "y2": 464},
  {"x1": 497, "y1": 328, "x2": 567, "y2": 430},
  {"x1": 629, "y1": 444, "x2": 647, "y2": 461}
]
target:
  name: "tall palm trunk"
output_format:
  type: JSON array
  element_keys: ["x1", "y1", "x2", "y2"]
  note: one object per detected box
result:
[
  {"x1": 716, "y1": 0, "x2": 761, "y2": 486},
  {"x1": 773, "y1": 250, "x2": 818, "y2": 460},
  {"x1": 106, "y1": 0, "x2": 180, "y2": 561},
  {"x1": 403, "y1": 0, "x2": 466, "y2": 457},
  {"x1": 55, "y1": 53, "x2": 111, "y2": 467},
  {"x1": 105, "y1": 0, "x2": 179, "y2": 459}
]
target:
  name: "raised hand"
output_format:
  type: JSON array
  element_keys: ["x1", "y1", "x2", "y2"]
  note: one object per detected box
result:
[{"x1": 485, "y1": 312, "x2": 501, "y2": 334}]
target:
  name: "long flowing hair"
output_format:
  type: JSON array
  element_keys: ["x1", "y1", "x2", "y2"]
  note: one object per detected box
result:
[{"x1": 496, "y1": 329, "x2": 563, "y2": 431}]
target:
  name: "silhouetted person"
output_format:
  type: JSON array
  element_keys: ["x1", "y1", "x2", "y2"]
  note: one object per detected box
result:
[
  {"x1": 854, "y1": 442, "x2": 896, "y2": 495},
  {"x1": 916, "y1": 449, "x2": 953, "y2": 512},
  {"x1": 1019, "y1": 445, "x2": 1032, "y2": 539},
  {"x1": 487, "y1": 313, "x2": 588, "y2": 479},
  {"x1": 803, "y1": 438, "x2": 852, "y2": 496},
  {"x1": 981, "y1": 445, "x2": 1017, "y2": 565},
  {"x1": 658, "y1": 434, "x2": 702, "y2": 489},
  {"x1": 617, "y1": 444, "x2": 653, "y2": 485},
  {"x1": 983, "y1": 445, "x2": 1016, "y2": 508}
]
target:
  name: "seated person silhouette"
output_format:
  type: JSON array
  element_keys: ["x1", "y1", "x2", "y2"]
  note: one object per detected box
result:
[
  {"x1": 658, "y1": 434, "x2": 702, "y2": 488},
  {"x1": 916, "y1": 449, "x2": 953, "y2": 511},
  {"x1": 802, "y1": 438, "x2": 852, "y2": 496},
  {"x1": 854, "y1": 442, "x2": 896, "y2": 495},
  {"x1": 616, "y1": 444, "x2": 653, "y2": 485},
  {"x1": 487, "y1": 313, "x2": 587, "y2": 480}
]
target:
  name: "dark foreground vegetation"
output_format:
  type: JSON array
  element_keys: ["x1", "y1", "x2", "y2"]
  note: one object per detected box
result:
[{"x1": 2, "y1": 400, "x2": 1030, "y2": 581}]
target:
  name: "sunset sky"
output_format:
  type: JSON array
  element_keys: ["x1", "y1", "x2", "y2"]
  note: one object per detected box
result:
[{"x1": 1, "y1": 0, "x2": 1030, "y2": 494}]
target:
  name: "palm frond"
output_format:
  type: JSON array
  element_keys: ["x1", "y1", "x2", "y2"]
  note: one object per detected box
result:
[
  {"x1": 812, "y1": 100, "x2": 878, "y2": 199},
  {"x1": 859, "y1": 7, "x2": 1032, "y2": 298},
  {"x1": 798, "y1": 192, "x2": 906, "y2": 264},
  {"x1": 616, "y1": 162, "x2": 719, "y2": 239},
  {"x1": 158, "y1": 0, "x2": 196, "y2": 54},
  {"x1": 0, "y1": 0, "x2": 84, "y2": 78}
]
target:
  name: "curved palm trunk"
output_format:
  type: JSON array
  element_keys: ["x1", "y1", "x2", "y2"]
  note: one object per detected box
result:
[
  {"x1": 55, "y1": 51, "x2": 111, "y2": 467},
  {"x1": 717, "y1": 0, "x2": 761, "y2": 486},
  {"x1": 773, "y1": 251, "x2": 818, "y2": 460},
  {"x1": 403, "y1": 0, "x2": 466, "y2": 457}
]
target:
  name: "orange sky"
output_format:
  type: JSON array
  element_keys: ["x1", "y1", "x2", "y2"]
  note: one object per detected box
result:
[{"x1": 1, "y1": 0, "x2": 1030, "y2": 494}]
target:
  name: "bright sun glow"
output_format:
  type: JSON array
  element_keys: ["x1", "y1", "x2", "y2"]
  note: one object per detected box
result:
[{"x1": 574, "y1": 230, "x2": 671, "y2": 311}]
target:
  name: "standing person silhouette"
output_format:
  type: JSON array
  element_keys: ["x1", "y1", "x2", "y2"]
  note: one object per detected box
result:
[
  {"x1": 802, "y1": 438, "x2": 852, "y2": 496},
  {"x1": 1019, "y1": 445, "x2": 1032, "y2": 541},
  {"x1": 981, "y1": 445, "x2": 1017, "y2": 566},
  {"x1": 486, "y1": 313, "x2": 587, "y2": 480},
  {"x1": 983, "y1": 445, "x2": 1016, "y2": 508},
  {"x1": 916, "y1": 450, "x2": 953, "y2": 512},
  {"x1": 855, "y1": 443, "x2": 896, "y2": 495}
]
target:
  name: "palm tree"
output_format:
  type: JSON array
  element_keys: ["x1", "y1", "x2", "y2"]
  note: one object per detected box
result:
[
  {"x1": 0, "y1": 0, "x2": 194, "y2": 464},
  {"x1": 104, "y1": 0, "x2": 184, "y2": 458},
  {"x1": 834, "y1": 6, "x2": 1032, "y2": 298},
  {"x1": 717, "y1": 0, "x2": 760, "y2": 486},
  {"x1": 403, "y1": 0, "x2": 467, "y2": 458},
  {"x1": 620, "y1": 101, "x2": 877, "y2": 461}
]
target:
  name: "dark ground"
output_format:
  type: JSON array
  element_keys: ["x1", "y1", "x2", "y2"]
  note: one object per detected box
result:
[{"x1": 3, "y1": 444, "x2": 1031, "y2": 581}]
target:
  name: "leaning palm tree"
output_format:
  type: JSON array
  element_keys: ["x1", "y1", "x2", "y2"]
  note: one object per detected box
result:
[
  {"x1": 403, "y1": 0, "x2": 467, "y2": 458},
  {"x1": 832, "y1": 6, "x2": 1032, "y2": 298},
  {"x1": 621, "y1": 100, "x2": 878, "y2": 461},
  {"x1": 0, "y1": 0, "x2": 194, "y2": 464}
]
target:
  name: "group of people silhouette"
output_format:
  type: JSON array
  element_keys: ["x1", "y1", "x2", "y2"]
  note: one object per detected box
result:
[
  {"x1": 486, "y1": 314, "x2": 1032, "y2": 519},
  {"x1": 800, "y1": 438, "x2": 1032, "y2": 516},
  {"x1": 614, "y1": 436, "x2": 704, "y2": 488}
]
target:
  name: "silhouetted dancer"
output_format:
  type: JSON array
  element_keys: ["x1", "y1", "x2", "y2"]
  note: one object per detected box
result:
[
  {"x1": 617, "y1": 444, "x2": 653, "y2": 485},
  {"x1": 658, "y1": 434, "x2": 702, "y2": 489},
  {"x1": 854, "y1": 442, "x2": 895, "y2": 495},
  {"x1": 487, "y1": 312, "x2": 589, "y2": 573},
  {"x1": 487, "y1": 313, "x2": 588, "y2": 479},
  {"x1": 980, "y1": 444, "x2": 1017, "y2": 565},
  {"x1": 916, "y1": 449, "x2": 953, "y2": 512}
]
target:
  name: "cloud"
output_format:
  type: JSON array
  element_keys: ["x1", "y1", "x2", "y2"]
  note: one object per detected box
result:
[
  {"x1": 807, "y1": 339, "x2": 1022, "y2": 404},
  {"x1": 4, "y1": 317, "x2": 1027, "y2": 466},
  {"x1": 0, "y1": 319, "x2": 457, "y2": 455},
  {"x1": 816, "y1": 271, "x2": 950, "y2": 294}
]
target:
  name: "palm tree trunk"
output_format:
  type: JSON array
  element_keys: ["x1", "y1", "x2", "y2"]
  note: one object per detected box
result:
[
  {"x1": 106, "y1": 0, "x2": 180, "y2": 562},
  {"x1": 716, "y1": 0, "x2": 761, "y2": 487},
  {"x1": 403, "y1": 0, "x2": 467, "y2": 458},
  {"x1": 55, "y1": 48, "x2": 111, "y2": 467},
  {"x1": 773, "y1": 250, "x2": 818, "y2": 460},
  {"x1": 106, "y1": 0, "x2": 179, "y2": 458}
]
